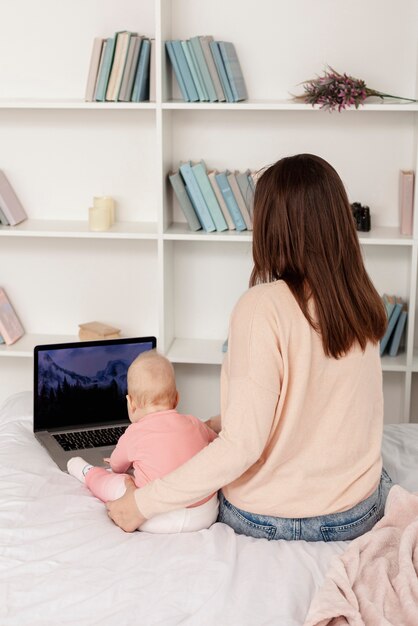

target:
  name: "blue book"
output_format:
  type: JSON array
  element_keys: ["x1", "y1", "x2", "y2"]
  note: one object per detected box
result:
[
  {"x1": 94, "y1": 37, "x2": 116, "y2": 102},
  {"x1": 388, "y1": 309, "x2": 407, "y2": 357},
  {"x1": 181, "y1": 41, "x2": 206, "y2": 102},
  {"x1": 169, "y1": 171, "x2": 202, "y2": 231},
  {"x1": 236, "y1": 169, "x2": 254, "y2": 214},
  {"x1": 187, "y1": 41, "x2": 209, "y2": 101},
  {"x1": 222, "y1": 338, "x2": 228, "y2": 353},
  {"x1": 215, "y1": 171, "x2": 247, "y2": 231},
  {"x1": 218, "y1": 41, "x2": 248, "y2": 102},
  {"x1": 179, "y1": 162, "x2": 216, "y2": 232},
  {"x1": 380, "y1": 300, "x2": 403, "y2": 356},
  {"x1": 171, "y1": 41, "x2": 199, "y2": 102},
  {"x1": 382, "y1": 293, "x2": 396, "y2": 320},
  {"x1": 189, "y1": 36, "x2": 217, "y2": 102},
  {"x1": 131, "y1": 38, "x2": 151, "y2": 102},
  {"x1": 192, "y1": 161, "x2": 228, "y2": 231},
  {"x1": 209, "y1": 41, "x2": 234, "y2": 103},
  {"x1": 165, "y1": 41, "x2": 189, "y2": 101}
]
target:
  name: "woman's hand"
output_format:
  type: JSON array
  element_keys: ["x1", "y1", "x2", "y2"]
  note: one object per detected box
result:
[
  {"x1": 205, "y1": 414, "x2": 222, "y2": 434},
  {"x1": 106, "y1": 477, "x2": 146, "y2": 532}
]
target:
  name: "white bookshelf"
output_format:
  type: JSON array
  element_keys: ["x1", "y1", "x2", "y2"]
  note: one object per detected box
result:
[{"x1": 0, "y1": 0, "x2": 417, "y2": 423}]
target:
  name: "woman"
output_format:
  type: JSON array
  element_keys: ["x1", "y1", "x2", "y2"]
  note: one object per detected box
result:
[{"x1": 107, "y1": 153, "x2": 392, "y2": 541}]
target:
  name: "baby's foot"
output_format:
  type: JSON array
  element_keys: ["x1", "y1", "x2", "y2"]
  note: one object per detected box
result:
[{"x1": 67, "y1": 457, "x2": 93, "y2": 482}]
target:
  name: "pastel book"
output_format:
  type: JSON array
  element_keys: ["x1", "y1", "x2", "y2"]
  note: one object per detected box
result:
[
  {"x1": 181, "y1": 40, "x2": 207, "y2": 102},
  {"x1": 399, "y1": 170, "x2": 414, "y2": 236},
  {"x1": 94, "y1": 37, "x2": 116, "y2": 101},
  {"x1": 0, "y1": 287, "x2": 24, "y2": 345},
  {"x1": 131, "y1": 38, "x2": 151, "y2": 102},
  {"x1": 171, "y1": 40, "x2": 199, "y2": 102},
  {"x1": 189, "y1": 36, "x2": 217, "y2": 102},
  {"x1": 380, "y1": 296, "x2": 403, "y2": 356},
  {"x1": 208, "y1": 170, "x2": 235, "y2": 230},
  {"x1": 209, "y1": 41, "x2": 234, "y2": 103},
  {"x1": 388, "y1": 306, "x2": 408, "y2": 357},
  {"x1": 169, "y1": 171, "x2": 202, "y2": 231},
  {"x1": 165, "y1": 41, "x2": 189, "y2": 101},
  {"x1": 199, "y1": 36, "x2": 226, "y2": 101},
  {"x1": 149, "y1": 39, "x2": 156, "y2": 101},
  {"x1": 236, "y1": 169, "x2": 255, "y2": 217},
  {"x1": 106, "y1": 31, "x2": 134, "y2": 101},
  {"x1": 218, "y1": 41, "x2": 248, "y2": 102},
  {"x1": 191, "y1": 161, "x2": 228, "y2": 231},
  {"x1": 78, "y1": 321, "x2": 121, "y2": 341},
  {"x1": 0, "y1": 170, "x2": 27, "y2": 226},
  {"x1": 179, "y1": 162, "x2": 216, "y2": 232},
  {"x1": 227, "y1": 171, "x2": 253, "y2": 230},
  {"x1": 85, "y1": 37, "x2": 105, "y2": 102},
  {"x1": 118, "y1": 35, "x2": 143, "y2": 102},
  {"x1": 186, "y1": 40, "x2": 209, "y2": 101},
  {"x1": 215, "y1": 171, "x2": 247, "y2": 231}
]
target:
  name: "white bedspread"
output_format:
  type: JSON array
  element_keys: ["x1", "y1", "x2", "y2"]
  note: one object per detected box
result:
[{"x1": 1, "y1": 392, "x2": 418, "y2": 626}]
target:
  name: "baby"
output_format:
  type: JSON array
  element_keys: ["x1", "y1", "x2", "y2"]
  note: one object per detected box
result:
[{"x1": 67, "y1": 350, "x2": 218, "y2": 533}]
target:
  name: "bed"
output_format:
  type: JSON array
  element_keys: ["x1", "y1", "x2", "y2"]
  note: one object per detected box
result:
[{"x1": 1, "y1": 391, "x2": 418, "y2": 626}]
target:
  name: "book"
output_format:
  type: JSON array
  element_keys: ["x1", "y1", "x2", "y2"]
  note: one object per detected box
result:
[
  {"x1": 199, "y1": 36, "x2": 226, "y2": 102},
  {"x1": 131, "y1": 38, "x2": 151, "y2": 102},
  {"x1": 218, "y1": 41, "x2": 248, "y2": 102},
  {"x1": 189, "y1": 36, "x2": 217, "y2": 102},
  {"x1": 79, "y1": 321, "x2": 120, "y2": 341},
  {"x1": 0, "y1": 287, "x2": 24, "y2": 345},
  {"x1": 208, "y1": 170, "x2": 235, "y2": 230},
  {"x1": 380, "y1": 297, "x2": 403, "y2": 356},
  {"x1": 187, "y1": 40, "x2": 209, "y2": 101},
  {"x1": 85, "y1": 37, "x2": 105, "y2": 102},
  {"x1": 0, "y1": 335, "x2": 4, "y2": 345},
  {"x1": 118, "y1": 35, "x2": 142, "y2": 102},
  {"x1": 222, "y1": 338, "x2": 228, "y2": 353},
  {"x1": 166, "y1": 40, "x2": 189, "y2": 102},
  {"x1": 192, "y1": 161, "x2": 228, "y2": 231},
  {"x1": 181, "y1": 40, "x2": 206, "y2": 102},
  {"x1": 106, "y1": 31, "x2": 133, "y2": 101},
  {"x1": 236, "y1": 169, "x2": 254, "y2": 216},
  {"x1": 209, "y1": 41, "x2": 234, "y2": 103},
  {"x1": 399, "y1": 170, "x2": 414, "y2": 236},
  {"x1": 169, "y1": 171, "x2": 202, "y2": 231},
  {"x1": 94, "y1": 37, "x2": 116, "y2": 101},
  {"x1": 388, "y1": 307, "x2": 408, "y2": 357},
  {"x1": 0, "y1": 170, "x2": 27, "y2": 226},
  {"x1": 171, "y1": 41, "x2": 199, "y2": 102},
  {"x1": 179, "y1": 162, "x2": 216, "y2": 232},
  {"x1": 149, "y1": 39, "x2": 156, "y2": 101},
  {"x1": 215, "y1": 171, "x2": 247, "y2": 231},
  {"x1": 227, "y1": 171, "x2": 253, "y2": 230},
  {"x1": 382, "y1": 293, "x2": 396, "y2": 320}
]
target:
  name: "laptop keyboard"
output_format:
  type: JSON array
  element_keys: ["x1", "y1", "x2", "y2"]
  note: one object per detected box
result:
[{"x1": 53, "y1": 426, "x2": 128, "y2": 451}]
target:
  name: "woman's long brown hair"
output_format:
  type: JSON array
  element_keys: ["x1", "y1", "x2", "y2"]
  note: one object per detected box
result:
[{"x1": 250, "y1": 154, "x2": 387, "y2": 358}]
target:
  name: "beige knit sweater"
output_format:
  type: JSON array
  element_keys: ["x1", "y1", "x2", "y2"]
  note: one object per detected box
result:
[{"x1": 135, "y1": 281, "x2": 383, "y2": 520}]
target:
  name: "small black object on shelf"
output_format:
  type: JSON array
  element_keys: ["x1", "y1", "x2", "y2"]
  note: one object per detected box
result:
[{"x1": 351, "y1": 202, "x2": 371, "y2": 232}]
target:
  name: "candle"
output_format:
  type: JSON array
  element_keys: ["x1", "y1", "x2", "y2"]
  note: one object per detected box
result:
[
  {"x1": 93, "y1": 196, "x2": 116, "y2": 225},
  {"x1": 88, "y1": 206, "x2": 111, "y2": 231}
]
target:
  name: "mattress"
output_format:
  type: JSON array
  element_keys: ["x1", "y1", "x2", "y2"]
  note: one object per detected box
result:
[{"x1": 1, "y1": 391, "x2": 418, "y2": 626}]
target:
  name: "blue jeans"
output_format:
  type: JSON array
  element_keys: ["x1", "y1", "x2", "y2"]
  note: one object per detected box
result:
[{"x1": 217, "y1": 469, "x2": 393, "y2": 542}]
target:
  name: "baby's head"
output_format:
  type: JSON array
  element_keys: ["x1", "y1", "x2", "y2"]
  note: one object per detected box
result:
[{"x1": 126, "y1": 350, "x2": 178, "y2": 421}]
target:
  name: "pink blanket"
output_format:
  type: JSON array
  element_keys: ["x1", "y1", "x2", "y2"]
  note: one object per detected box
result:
[{"x1": 304, "y1": 486, "x2": 418, "y2": 626}]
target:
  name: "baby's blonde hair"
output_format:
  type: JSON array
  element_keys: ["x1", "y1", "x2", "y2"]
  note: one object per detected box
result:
[{"x1": 127, "y1": 350, "x2": 177, "y2": 409}]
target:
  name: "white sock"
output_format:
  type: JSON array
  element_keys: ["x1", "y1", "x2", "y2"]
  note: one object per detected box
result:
[{"x1": 67, "y1": 457, "x2": 93, "y2": 482}]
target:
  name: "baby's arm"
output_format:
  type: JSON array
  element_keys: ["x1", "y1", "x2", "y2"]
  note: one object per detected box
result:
[
  {"x1": 205, "y1": 414, "x2": 221, "y2": 434},
  {"x1": 109, "y1": 430, "x2": 133, "y2": 474}
]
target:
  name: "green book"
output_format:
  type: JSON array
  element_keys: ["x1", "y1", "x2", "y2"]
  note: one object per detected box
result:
[
  {"x1": 189, "y1": 36, "x2": 217, "y2": 102},
  {"x1": 181, "y1": 40, "x2": 206, "y2": 102},
  {"x1": 169, "y1": 171, "x2": 202, "y2": 231},
  {"x1": 94, "y1": 37, "x2": 116, "y2": 101},
  {"x1": 192, "y1": 161, "x2": 228, "y2": 232}
]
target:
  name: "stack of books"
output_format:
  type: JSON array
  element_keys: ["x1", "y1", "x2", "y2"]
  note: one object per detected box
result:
[
  {"x1": 0, "y1": 170, "x2": 28, "y2": 227},
  {"x1": 380, "y1": 294, "x2": 408, "y2": 357},
  {"x1": 165, "y1": 37, "x2": 247, "y2": 103},
  {"x1": 85, "y1": 31, "x2": 155, "y2": 103},
  {"x1": 0, "y1": 287, "x2": 24, "y2": 345},
  {"x1": 169, "y1": 161, "x2": 257, "y2": 232}
]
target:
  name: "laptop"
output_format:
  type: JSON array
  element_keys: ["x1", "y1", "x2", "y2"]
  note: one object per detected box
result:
[{"x1": 34, "y1": 336, "x2": 156, "y2": 471}]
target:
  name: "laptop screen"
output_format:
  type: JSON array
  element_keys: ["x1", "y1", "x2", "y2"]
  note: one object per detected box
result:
[{"x1": 34, "y1": 336, "x2": 156, "y2": 431}]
